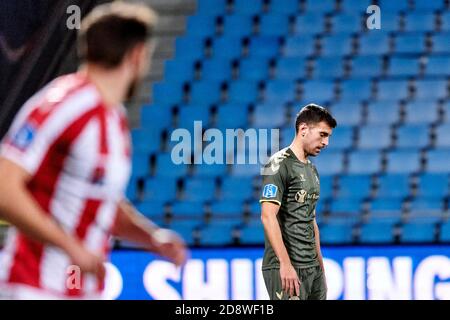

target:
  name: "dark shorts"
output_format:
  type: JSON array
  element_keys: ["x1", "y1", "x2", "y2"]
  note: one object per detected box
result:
[{"x1": 262, "y1": 265, "x2": 327, "y2": 300}]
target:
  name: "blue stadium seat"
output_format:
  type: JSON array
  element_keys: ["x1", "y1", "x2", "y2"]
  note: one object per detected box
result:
[
  {"x1": 153, "y1": 82, "x2": 185, "y2": 105},
  {"x1": 171, "y1": 201, "x2": 205, "y2": 219},
  {"x1": 140, "y1": 105, "x2": 173, "y2": 130},
  {"x1": 197, "y1": 0, "x2": 227, "y2": 15},
  {"x1": 248, "y1": 36, "x2": 281, "y2": 58},
  {"x1": 227, "y1": 80, "x2": 260, "y2": 104},
  {"x1": 403, "y1": 12, "x2": 436, "y2": 32},
  {"x1": 275, "y1": 57, "x2": 306, "y2": 80},
  {"x1": 252, "y1": 103, "x2": 286, "y2": 128},
  {"x1": 413, "y1": 0, "x2": 445, "y2": 11},
  {"x1": 183, "y1": 177, "x2": 216, "y2": 201},
  {"x1": 210, "y1": 200, "x2": 245, "y2": 217},
  {"x1": 311, "y1": 150, "x2": 345, "y2": 175},
  {"x1": 258, "y1": 14, "x2": 291, "y2": 37},
  {"x1": 379, "y1": 0, "x2": 410, "y2": 12},
  {"x1": 376, "y1": 174, "x2": 411, "y2": 199},
  {"x1": 340, "y1": 0, "x2": 374, "y2": 12},
  {"x1": 189, "y1": 81, "x2": 222, "y2": 105},
  {"x1": 233, "y1": 0, "x2": 264, "y2": 15},
  {"x1": 304, "y1": 0, "x2": 336, "y2": 12},
  {"x1": 396, "y1": 124, "x2": 430, "y2": 148},
  {"x1": 187, "y1": 14, "x2": 218, "y2": 37},
  {"x1": 215, "y1": 103, "x2": 249, "y2": 129},
  {"x1": 264, "y1": 80, "x2": 296, "y2": 103},
  {"x1": 416, "y1": 173, "x2": 449, "y2": 198},
  {"x1": 131, "y1": 152, "x2": 150, "y2": 178},
  {"x1": 331, "y1": 101, "x2": 362, "y2": 126},
  {"x1": 201, "y1": 58, "x2": 233, "y2": 81},
  {"x1": 424, "y1": 56, "x2": 450, "y2": 76},
  {"x1": 330, "y1": 14, "x2": 362, "y2": 34},
  {"x1": 143, "y1": 177, "x2": 178, "y2": 202},
  {"x1": 408, "y1": 196, "x2": 444, "y2": 213},
  {"x1": 444, "y1": 101, "x2": 450, "y2": 123},
  {"x1": 320, "y1": 34, "x2": 354, "y2": 56},
  {"x1": 212, "y1": 36, "x2": 244, "y2": 59},
  {"x1": 377, "y1": 12, "x2": 401, "y2": 32},
  {"x1": 199, "y1": 224, "x2": 235, "y2": 246},
  {"x1": 313, "y1": 56, "x2": 345, "y2": 79},
  {"x1": 220, "y1": 176, "x2": 254, "y2": 201},
  {"x1": 239, "y1": 57, "x2": 270, "y2": 81},
  {"x1": 385, "y1": 149, "x2": 422, "y2": 174},
  {"x1": 337, "y1": 174, "x2": 372, "y2": 199},
  {"x1": 320, "y1": 222, "x2": 354, "y2": 244},
  {"x1": 376, "y1": 79, "x2": 410, "y2": 100},
  {"x1": 359, "y1": 222, "x2": 396, "y2": 243},
  {"x1": 294, "y1": 13, "x2": 325, "y2": 34},
  {"x1": 439, "y1": 221, "x2": 450, "y2": 242},
  {"x1": 366, "y1": 101, "x2": 401, "y2": 125},
  {"x1": 239, "y1": 220, "x2": 264, "y2": 244},
  {"x1": 230, "y1": 163, "x2": 262, "y2": 176},
  {"x1": 302, "y1": 80, "x2": 335, "y2": 102},
  {"x1": 319, "y1": 175, "x2": 334, "y2": 199},
  {"x1": 435, "y1": 124, "x2": 450, "y2": 148},
  {"x1": 350, "y1": 56, "x2": 383, "y2": 77},
  {"x1": 283, "y1": 35, "x2": 316, "y2": 57},
  {"x1": 431, "y1": 33, "x2": 450, "y2": 53},
  {"x1": 177, "y1": 105, "x2": 211, "y2": 128},
  {"x1": 387, "y1": 56, "x2": 420, "y2": 77},
  {"x1": 164, "y1": 59, "x2": 196, "y2": 82},
  {"x1": 222, "y1": 15, "x2": 254, "y2": 36},
  {"x1": 326, "y1": 125, "x2": 354, "y2": 150},
  {"x1": 442, "y1": 12, "x2": 450, "y2": 32},
  {"x1": 401, "y1": 222, "x2": 436, "y2": 243},
  {"x1": 348, "y1": 150, "x2": 382, "y2": 174},
  {"x1": 358, "y1": 33, "x2": 391, "y2": 55},
  {"x1": 135, "y1": 201, "x2": 166, "y2": 220},
  {"x1": 394, "y1": 33, "x2": 427, "y2": 54},
  {"x1": 426, "y1": 149, "x2": 450, "y2": 173},
  {"x1": 270, "y1": 0, "x2": 300, "y2": 14},
  {"x1": 358, "y1": 125, "x2": 392, "y2": 149},
  {"x1": 175, "y1": 36, "x2": 206, "y2": 60},
  {"x1": 131, "y1": 128, "x2": 161, "y2": 154},
  {"x1": 404, "y1": 101, "x2": 440, "y2": 125},
  {"x1": 155, "y1": 153, "x2": 189, "y2": 178},
  {"x1": 194, "y1": 162, "x2": 228, "y2": 178},
  {"x1": 414, "y1": 79, "x2": 448, "y2": 100},
  {"x1": 339, "y1": 79, "x2": 372, "y2": 100},
  {"x1": 370, "y1": 197, "x2": 404, "y2": 213}
]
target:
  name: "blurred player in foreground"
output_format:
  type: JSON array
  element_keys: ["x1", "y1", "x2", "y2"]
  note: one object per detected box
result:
[
  {"x1": 0, "y1": 2, "x2": 187, "y2": 299},
  {"x1": 260, "y1": 104, "x2": 337, "y2": 300}
]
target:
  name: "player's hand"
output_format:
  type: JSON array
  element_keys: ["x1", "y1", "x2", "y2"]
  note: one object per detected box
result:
[
  {"x1": 67, "y1": 242, "x2": 106, "y2": 281},
  {"x1": 153, "y1": 228, "x2": 188, "y2": 267},
  {"x1": 280, "y1": 262, "x2": 301, "y2": 298}
]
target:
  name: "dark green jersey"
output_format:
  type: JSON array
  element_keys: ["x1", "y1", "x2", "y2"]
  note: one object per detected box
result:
[{"x1": 260, "y1": 147, "x2": 320, "y2": 270}]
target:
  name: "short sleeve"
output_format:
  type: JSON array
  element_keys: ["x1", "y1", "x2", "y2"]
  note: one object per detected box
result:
[{"x1": 259, "y1": 158, "x2": 287, "y2": 206}]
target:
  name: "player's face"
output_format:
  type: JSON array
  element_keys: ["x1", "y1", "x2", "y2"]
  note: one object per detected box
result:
[
  {"x1": 126, "y1": 42, "x2": 152, "y2": 100},
  {"x1": 303, "y1": 121, "x2": 332, "y2": 157}
]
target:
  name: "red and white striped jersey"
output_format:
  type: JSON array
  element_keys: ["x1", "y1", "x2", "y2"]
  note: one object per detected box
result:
[{"x1": 0, "y1": 72, "x2": 132, "y2": 298}]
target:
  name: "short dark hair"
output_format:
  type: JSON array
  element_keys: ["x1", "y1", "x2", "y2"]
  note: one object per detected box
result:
[
  {"x1": 295, "y1": 103, "x2": 337, "y2": 134},
  {"x1": 77, "y1": 2, "x2": 157, "y2": 68}
]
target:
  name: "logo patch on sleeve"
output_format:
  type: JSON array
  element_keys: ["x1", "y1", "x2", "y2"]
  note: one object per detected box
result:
[
  {"x1": 11, "y1": 122, "x2": 36, "y2": 150},
  {"x1": 262, "y1": 184, "x2": 278, "y2": 198}
]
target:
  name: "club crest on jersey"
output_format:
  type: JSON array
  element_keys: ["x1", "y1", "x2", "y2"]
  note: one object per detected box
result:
[
  {"x1": 262, "y1": 184, "x2": 278, "y2": 198},
  {"x1": 11, "y1": 122, "x2": 36, "y2": 150},
  {"x1": 91, "y1": 167, "x2": 106, "y2": 185}
]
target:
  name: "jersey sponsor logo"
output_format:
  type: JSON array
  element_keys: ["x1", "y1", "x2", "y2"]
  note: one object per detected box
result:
[
  {"x1": 295, "y1": 190, "x2": 319, "y2": 203},
  {"x1": 10, "y1": 122, "x2": 36, "y2": 150},
  {"x1": 262, "y1": 184, "x2": 278, "y2": 198},
  {"x1": 299, "y1": 174, "x2": 306, "y2": 182}
]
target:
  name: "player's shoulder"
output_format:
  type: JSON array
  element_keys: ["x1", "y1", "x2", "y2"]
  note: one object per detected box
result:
[{"x1": 263, "y1": 147, "x2": 292, "y2": 173}]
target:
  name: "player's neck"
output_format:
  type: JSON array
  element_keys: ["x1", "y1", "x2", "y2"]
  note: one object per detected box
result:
[
  {"x1": 80, "y1": 65, "x2": 128, "y2": 108},
  {"x1": 289, "y1": 141, "x2": 308, "y2": 164}
]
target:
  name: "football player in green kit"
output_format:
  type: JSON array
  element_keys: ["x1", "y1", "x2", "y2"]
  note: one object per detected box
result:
[{"x1": 260, "y1": 104, "x2": 337, "y2": 300}]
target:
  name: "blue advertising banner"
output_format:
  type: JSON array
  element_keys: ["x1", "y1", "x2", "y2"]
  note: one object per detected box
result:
[{"x1": 104, "y1": 246, "x2": 450, "y2": 300}]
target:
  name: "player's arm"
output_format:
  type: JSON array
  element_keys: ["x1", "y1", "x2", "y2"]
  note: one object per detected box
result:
[
  {"x1": 261, "y1": 201, "x2": 300, "y2": 297},
  {"x1": 313, "y1": 216, "x2": 327, "y2": 290},
  {"x1": 0, "y1": 157, "x2": 105, "y2": 278},
  {"x1": 112, "y1": 199, "x2": 187, "y2": 266}
]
